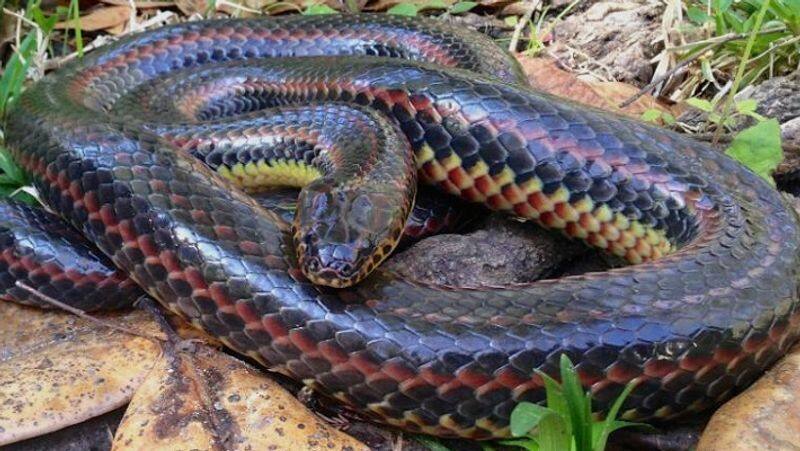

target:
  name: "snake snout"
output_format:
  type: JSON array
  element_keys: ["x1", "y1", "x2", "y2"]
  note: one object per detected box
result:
[{"x1": 296, "y1": 233, "x2": 367, "y2": 288}]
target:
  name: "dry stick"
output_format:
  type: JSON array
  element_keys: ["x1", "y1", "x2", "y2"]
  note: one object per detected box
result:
[
  {"x1": 619, "y1": 24, "x2": 789, "y2": 109},
  {"x1": 508, "y1": 0, "x2": 540, "y2": 53},
  {"x1": 619, "y1": 40, "x2": 732, "y2": 109},
  {"x1": 15, "y1": 280, "x2": 165, "y2": 341}
]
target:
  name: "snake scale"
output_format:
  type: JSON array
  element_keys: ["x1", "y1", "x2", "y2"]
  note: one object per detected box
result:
[{"x1": 3, "y1": 14, "x2": 800, "y2": 439}]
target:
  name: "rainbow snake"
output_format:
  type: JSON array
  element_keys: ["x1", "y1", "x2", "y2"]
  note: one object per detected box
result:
[{"x1": 3, "y1": 14, "x2": 800, "y2": 439}]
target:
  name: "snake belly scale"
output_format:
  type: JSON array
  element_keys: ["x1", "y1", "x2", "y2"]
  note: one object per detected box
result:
[{"x1": 4, "y1": 14, "x2": 800, "y2": 439}]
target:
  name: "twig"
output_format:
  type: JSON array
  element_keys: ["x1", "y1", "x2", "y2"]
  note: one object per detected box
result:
[
  {"x1": 618, "y1": 44, "x2": 714, "y2": 108},
  {"x1": 508, "y1": 0, "x2": 540, "y2": 53},
  {"x1": 127, "y1": 0, "x2": 139, "y2": 33},
  {"x1": 15, "y1": 280, "x2": 165, "y2": 341}
]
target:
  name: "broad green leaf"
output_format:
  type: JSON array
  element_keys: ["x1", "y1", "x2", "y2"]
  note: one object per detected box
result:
[
  {"x1": 302, "y1": 3, "x2": 337, "y2": 14},
  {"x1": 662, "y1": 112, "x2": 676, "y2": 125},
  {"x1": 510, "y1": 402, "x2": 552, "y2": 437},
  {"x1": 504, "y1": 16, "x2": 519, "y2": 26},
  {"x1": 687, "y1": 5, "x2": 712, "y2": 23},
  {"x1": 725, "y1": 118, "x2": 783, "y2": 182},
  {"x1": 420, "y1": 0, "x2": 449, "y2": 10},
  {"x1": 537, "y1": 370, "x2": 568, "y2": 421},
  {"x1": 714, "y1": 0, "x2": 734, "y2": 13},
  {"x1": 537, "y1": 412, "x2": 571, "y2": 451},
  {"x1": 735, "y1": 98, "x2": 759, "y2": 114},
  {"x1": 641, "y1": 109, "x2": 662, "y2": 123},
  {"x1": 450, "y1": 1, "x2": 477, "y2": 13},
  {"x1": 686, "y1": 97, "x2": 714, "y2": 112},
  {"x1": 388, "y1": 2, "x2": 419, "y2": 15}
]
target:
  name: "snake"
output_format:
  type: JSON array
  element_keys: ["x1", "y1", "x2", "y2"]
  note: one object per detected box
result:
[{"x1": 3, "y1": 14, "x2": 800, "y2": 440}]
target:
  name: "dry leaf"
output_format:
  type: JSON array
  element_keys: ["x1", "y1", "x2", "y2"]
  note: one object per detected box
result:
[
  {"x1": 696, "y1": 343, "x2": 800, "y2": 451},
  {"x1": 518, "y1": 56, "x2": 675, "y2": 119},
  {"x1": 112, "y1": 341, "x2": 367, "y2": 450},
  {"x1": 0, "y1": 302, "x2": 162, "y2": 445},
  {"x1": 175, "y1": 0, "x2": 208, "y2": 16},
  {"x1": 55, "y1": 6, "x2": 132, "y2": 32}
]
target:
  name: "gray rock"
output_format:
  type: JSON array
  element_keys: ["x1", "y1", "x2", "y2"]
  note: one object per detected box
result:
[
  {"x1": 384, "y1": 214, "x2": 595, "y2": 286},
  {"x1": 736, "y1": 70, "x2": 800, "y2": 125}
]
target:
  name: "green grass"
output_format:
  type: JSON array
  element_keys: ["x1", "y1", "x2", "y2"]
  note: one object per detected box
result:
[
  {"x1": 678, "y1": 0, "x2": 800, "y2": 96},
  {"x1": 0, "y1": 0, "x2": 76, "y2": 204},
  {"x1": 419, "y1": 355, "x2": 646, "y2": 451}
]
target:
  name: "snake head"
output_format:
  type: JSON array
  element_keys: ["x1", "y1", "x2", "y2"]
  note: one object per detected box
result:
[{"x1": 294, "y1": 179, "x2": 407, "y2": 288}]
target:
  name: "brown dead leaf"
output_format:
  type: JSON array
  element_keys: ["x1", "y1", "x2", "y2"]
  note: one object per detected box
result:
[
  {"x1": 696, "y1": 343, "x2": 800, "y2": 451},
  {"x1": 0, "y1": 302, "x2": 162, "y2": 446},
  {"x1": 112, "y1": 341, "x2": 367, "y2": 450},
  {"x1": 518, "y1": 56, "x2": 675, "y2": 119},
  {"x1": 174, "y1": 0, "x2": 209, "y2": 15},
  {"x1": 55, "y1": 5, "x2": 132, "y2": 32}
]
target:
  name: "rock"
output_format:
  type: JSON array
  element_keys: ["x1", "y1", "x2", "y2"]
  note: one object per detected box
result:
[
  {"x1": 736, "y1": 70, "x2": 800, "y2": 125},
  {"x1": 608, "y1": 422, "x2": 705, "y2": 451},
  {"x1": 696, "y1": 343, "x2": 800, "y2": 451},
  {"x1": 782, "y1": 116, "x2": 800, "y2": 149},
  {"x1": 384, "y1": 214, "x2": 593, "y2": 286},
  {"x1": 549, "y1": 1, "x2": 664, "y2": 85}
]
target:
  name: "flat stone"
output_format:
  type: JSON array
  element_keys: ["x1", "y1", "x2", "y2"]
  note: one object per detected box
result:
[
  {"x1": 384, "y1": 214, "x2": 594, "y2": 286},
  {"x1": 696, "y1": 343, "x2": 800, "y2": 451}
]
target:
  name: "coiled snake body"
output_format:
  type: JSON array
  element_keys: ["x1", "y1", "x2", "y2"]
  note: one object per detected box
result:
[{"x1": 3, "y1": 14, "x2": 800, "y2": 439}]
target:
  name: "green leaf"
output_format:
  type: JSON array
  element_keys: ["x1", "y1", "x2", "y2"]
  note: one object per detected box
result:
[
  {"x1": 714, "y1": 0, "x2": 734, "y2": 13},
  {"x1": 450, "y1": 0, "x2": 477, "y2": 13},
  {"x1": 537, "y1": 412, "x2": 571, "y2": 451},
  {"x1": 641, "y1": 109, "x2": 662, "y2": 123},
  {"x1": 0, "y1": 32, "x2": 37, "y2": 116},
  {"x1": 592, "y1": 380, "x2": 639, "y2": 451},
  {"x1": 686, "y1": 97, "x2": 714, "y2": 112},
  {"x1": 498, "y1": 438, "x2": 540, "y2": 451},
  {"x1": 687, "y1": 5, "x2": 712, "y2": 23},
  {"x1": 735, "y1": 98, "x2": 759, "y2": 114},
  {"x1": 420, "y1": 0, "x2": 448, "y2": 10},
  {"x1": 302, "y1": 3, "x2": 338, "y2": 14},
  {"x1": 537, "y1": 370, "x2": 568, "y2": 421},
  {"x1": 558, "y1": 355, "x2": 591, "y2": 451},
  {"x1": 388, "y1": 2, "x2": 419, "y2": 15},
  {"x1": 504, "y1": 15, "x2": 519, "y2": 26},
  {"x1": 9, "y1": 189, "x2": 38, "y2": 205},
  {"x1": 662, "y1": 112, "x2": 676, "y2": 125},
  {"x1": 413, "y1": 434, "x2": 451, "y2": 451},
  {"x1": 725, "y1": 118, "x2": 783, "y2": 182},
  {"x1": 510, "y1": 402, "x2": 552, "y2": 437}
]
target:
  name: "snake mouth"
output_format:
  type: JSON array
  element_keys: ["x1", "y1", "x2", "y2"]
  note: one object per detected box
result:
[{"x1": 296, "y1": 241, "x2": 368, "y2": 288}]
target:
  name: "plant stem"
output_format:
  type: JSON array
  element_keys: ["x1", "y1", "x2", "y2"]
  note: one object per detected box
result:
[
  {"x1": 713, "y1": 0, "x2": 772, "y2": 144},
  {"x1": 508, "y1": 0, "x2": 539, "y2": 53}
]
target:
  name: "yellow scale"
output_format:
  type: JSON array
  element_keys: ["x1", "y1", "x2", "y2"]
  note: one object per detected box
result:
[{"x1": 414, "y1": 143, "x2": 673, "y2": 264}]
